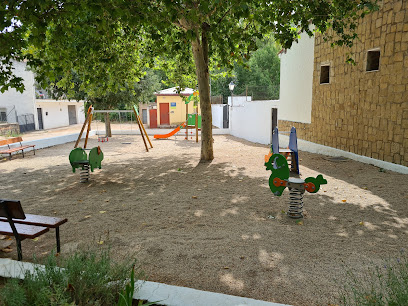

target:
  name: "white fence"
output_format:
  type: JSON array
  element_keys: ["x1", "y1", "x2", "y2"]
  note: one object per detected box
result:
[
  {"x1": 228, "y1": 99, "x2": 279, "y2": 145},
  {"x1": 211, "y1": 105, "x2": 225, "y2": 129}
]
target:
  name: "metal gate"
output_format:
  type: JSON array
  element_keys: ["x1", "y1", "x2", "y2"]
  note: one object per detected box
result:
[
  {"x1": 142, "y1": 109, "x2": 148, "y2": 124},
  {"x1": 18, "y1": 113, "x2": 35, "y2": 132},
  {"x1": 37, "y1": 108, "x2": 44, "y2": 130},
  {"x1": 68, "y1": 105, "x2": 77, "y2": 125},
  {"x1": 223, "y1": 105, "x2": 229, "y2": 128}
]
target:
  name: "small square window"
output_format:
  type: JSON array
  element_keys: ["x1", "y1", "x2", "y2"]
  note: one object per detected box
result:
[
  {"x1": 320, "y1": 65, "x2": 330, "y2": 84},
  {"x1": 366, "y1": 50, "x2": 380, "y2": 71}
]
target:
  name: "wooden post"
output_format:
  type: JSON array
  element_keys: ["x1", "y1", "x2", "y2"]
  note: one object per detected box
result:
[
  {"x1": 185, "y1": 103, "x2": 188, "y2": 140},
  {"x1": 134, "y1": 106, "x2": 153, "y2": 148},
  {"x1": 84, "y1": 113, "x2": 92, "y2": 149},
  {"x1": 195, "y1": 113, "x2": 198, "y2": 143},
  {"x1": 133, "y1": 106, "x2": 149, "y2": 152},
  {"x1": 74, "y1": 106, "x2": 92, "y2": 148}
]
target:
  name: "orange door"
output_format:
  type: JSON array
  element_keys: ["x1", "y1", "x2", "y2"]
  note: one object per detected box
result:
[
  {"x1": 149, "y1": 109, "x2": 157, "y2": 128},
  {"x1": 159, "y1": 103, "x2": 170, "y2": 125}
]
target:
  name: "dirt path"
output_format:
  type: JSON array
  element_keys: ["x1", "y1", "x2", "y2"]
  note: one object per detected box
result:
[{"x1": 1, "y1": 134, "x2": 407, "y2": 305}]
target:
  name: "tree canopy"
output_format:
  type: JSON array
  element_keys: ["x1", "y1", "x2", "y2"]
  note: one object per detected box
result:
[{"x1": 1, "y1": 0, "x2": 377, "y2": 161}]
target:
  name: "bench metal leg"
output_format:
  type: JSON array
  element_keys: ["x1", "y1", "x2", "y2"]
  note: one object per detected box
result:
[
  {"x1": 16, "y1": 238, "x2": 22, "y2": 261},
  {"x1": 56, "y1": 227, "x2": 61, "y2": 253},
  {"x1": 22, "y1": 149, "x2": 24, "y2": 158}
]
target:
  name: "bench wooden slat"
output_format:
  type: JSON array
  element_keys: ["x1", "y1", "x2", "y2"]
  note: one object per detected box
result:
[
  {"x1": 0, "y1": 137, "x2": 23, "y2": 147},
  {"x1": 0, "y1": 148, "x2": 23, "y2": 154},
  {"x1": 0, "y1": 137, "x2": 35, "y2": 160},
  {"x1": 0, "y1": 214, "x2": 67, "y2": 228},
  {"x1": 0, "y1": 221, "x2": 49, "y2": 239}
]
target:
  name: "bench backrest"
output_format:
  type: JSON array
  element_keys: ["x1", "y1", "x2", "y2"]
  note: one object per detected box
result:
[
  {"x1": 288, "y1": 127, "x2": 298, "y2": 153},
  {"x1": 0, "y1": 137, "x2": 23, "y2": 147},
  {"x1": 271, "y1": 127, "x2": 279, "y2": 154},
  {"x1": 0, "y1": 200, "x2": 26, "y2": 219}
]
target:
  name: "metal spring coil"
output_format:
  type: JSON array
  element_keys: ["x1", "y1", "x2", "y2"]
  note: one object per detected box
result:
[
  {"x1": 288, "y1": 187, "x2": 303, "y2": 219},
  {"x1": 80, "y1": 164, "x2": 90, "y2": 183}
]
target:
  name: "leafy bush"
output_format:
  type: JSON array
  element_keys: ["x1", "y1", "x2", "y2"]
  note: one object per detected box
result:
[{"x1": 0, "y1": 248, "x2": 143, "y2": 306}]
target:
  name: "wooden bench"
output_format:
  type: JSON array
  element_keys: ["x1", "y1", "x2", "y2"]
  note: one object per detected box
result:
[
  {"x1": 0, "y1": 199, "x2": 67, "y2": 261},
  {"x1": 0, "y1": 137, "x2": 36, "y2": 160}
]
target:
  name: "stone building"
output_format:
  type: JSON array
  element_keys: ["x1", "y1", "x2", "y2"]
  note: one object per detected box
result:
[{"x1": 279, "y1": 0, "x2": 408, "y2": 167}]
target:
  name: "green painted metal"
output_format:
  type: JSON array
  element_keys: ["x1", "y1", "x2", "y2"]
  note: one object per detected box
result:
[
  {"x1": 133, "y1": 105, "x2": 139, "y2": 116},
  {"x1": 187, "y1": 114, "x2": 201, "y2": 128},
  {"x1": 304, "y1": 175, "x2": 327, "y2": 193},
  {"x1": 69, "y1": 148, "x2": 88, "y2": 173},
  {"x1": 265, "y1": 153, "x2": 290, "y2": 196},
  {"x1": 265, "y1": 153, "x2": 327, "y2": 196},
  {"x1": 69, "y1": 147, "x2": 103, "y2": 173},
  {"x1": 88, "y1": 147, "x2": 104, "y2": 172}
]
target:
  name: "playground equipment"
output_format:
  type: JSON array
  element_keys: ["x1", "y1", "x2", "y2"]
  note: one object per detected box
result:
[
  {"x1": 74, "y1": 105, "x2": 152, "y2": 152},
  {"x1": 266, "y1": 126, "x2": 299, "y2": 174},
  {"x1": 154, "y1": 90, "x2": 201, "y2": 142},
  {"x1": 265, "y1": 153, "x2": 327, "y2": 218},
  {"x1": 69, "y1": 146, "x2": 104, "y2": 183},
  {"x1": 154, "y1": 122, "x2": 187, "y2": 139}
]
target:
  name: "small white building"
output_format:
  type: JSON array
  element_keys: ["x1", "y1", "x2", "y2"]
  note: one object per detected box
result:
[{"x1": 0, "y1": 61, "x2": 85, "y2": 133}]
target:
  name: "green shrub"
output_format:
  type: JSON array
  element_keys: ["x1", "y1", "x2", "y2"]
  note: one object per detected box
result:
[
  {"x1": 0, "y1": 248, "x2": 143, "y2": 306},
  {"x1": 339, "y1": 253, "x2": 408, "y2": 305}
]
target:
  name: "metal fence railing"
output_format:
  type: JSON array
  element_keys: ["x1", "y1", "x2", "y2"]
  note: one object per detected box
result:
[
  {"x1": 237, "y1": 85, "x2": 280, "y2": 101},
  {"x1": 210, "y1": 95, "x2": 223, "y2": 104},
  {"x1": 17, "y1": 113, "x2": 35, "y2": 132}
]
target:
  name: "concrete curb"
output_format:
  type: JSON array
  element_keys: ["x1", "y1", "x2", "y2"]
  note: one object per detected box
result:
[
  {"x1": 0, "y1": 132, "x2": 96, "y2": 154},
  {"x1": 0, "y1": 259, "x2": 289, "y2": 306}
]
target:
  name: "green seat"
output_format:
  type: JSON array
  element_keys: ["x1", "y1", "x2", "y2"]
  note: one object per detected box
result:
[
  {"x1": 69, "y1": 148, "x2": 88, "y2": 173},
  {"x1": 88, "y1": 147, "x2": 104, "y2": 172}
]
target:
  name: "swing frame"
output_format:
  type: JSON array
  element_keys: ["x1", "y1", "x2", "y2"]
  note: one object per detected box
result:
[{"x1": 74, "y1": 105, "x2": 152, "y2": 151}]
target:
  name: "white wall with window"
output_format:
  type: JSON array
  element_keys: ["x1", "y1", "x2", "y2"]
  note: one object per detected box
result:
[
  {"x1": 0, "y1": 61, "x2": 85, "y2": 131},
  {"x1": 0, "y1": 61, "x2": 37, "y2": 126}
]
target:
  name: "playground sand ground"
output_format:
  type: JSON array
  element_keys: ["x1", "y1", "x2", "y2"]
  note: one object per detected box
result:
[{"x1": 1, "y1": 134, "x2": 408, "y2": 305}]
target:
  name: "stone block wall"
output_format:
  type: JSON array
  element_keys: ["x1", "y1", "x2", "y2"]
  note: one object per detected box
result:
[
  {"x1": 0, "y1": 123, "x2": 20, "y2": 136},
  {"x1": 280, "y1": 0, "x2": 408, "y2": 166}
]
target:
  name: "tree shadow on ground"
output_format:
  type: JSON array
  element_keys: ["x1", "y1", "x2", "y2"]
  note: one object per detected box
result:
[{"x1": 0, "y1": 136, "x2": 407, "y2": 305}]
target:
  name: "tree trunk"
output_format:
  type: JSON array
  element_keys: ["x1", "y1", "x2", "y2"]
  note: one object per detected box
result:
[
  {"x1": 192, "y1": 33, "x2": 213, "y2": 161},
  {"x1": 104, "y1": 113, "x2": 112, "y2": 137}
]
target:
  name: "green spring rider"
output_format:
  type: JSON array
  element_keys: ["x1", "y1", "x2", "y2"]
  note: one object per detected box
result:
[
  {"x1": 69, "y1": 146, "x2": 104, "y2": 183},
  {"x1": 265, "y1": 153, "x2": 327, "y2": 218}
]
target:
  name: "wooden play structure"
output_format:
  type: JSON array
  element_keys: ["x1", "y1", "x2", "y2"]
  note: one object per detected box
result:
[
  {"x1": 70, "y1": 105, "x2": 152, "y2": 182},
  {"x1": 265, "y1": 153, "x2": 327, "y2": 219},
  {"x1": 154, "y1": 91, "x2": 201, "y2": 142},
  {"x1": 74, "y1": 105, "x2": 152, "y2": 152}
]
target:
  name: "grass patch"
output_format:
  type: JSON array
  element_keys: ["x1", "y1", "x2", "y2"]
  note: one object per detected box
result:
[
  {"x1": 338, "y1": 252, "x2": 408, "y2": 305},
  {"x1": 0, "y1": 247, "x2": 144, "y2": 306}
]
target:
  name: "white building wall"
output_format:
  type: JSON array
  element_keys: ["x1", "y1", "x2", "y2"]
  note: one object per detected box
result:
[
  {"x1": 211, "y1": 105, "x2": 224, "y2": 129},
  {"x1": 279, "y1": 31, "x2": 315, "y2": 123},
  {"x1": 0, "y1": 61, "x2": 36, "y2": 124},
  {"x1": 36, "y1": 100, "x2": 85, "y2": 130},
  {"x1": 228, "y1": 100, "x2": 279, "y2": 145}
]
